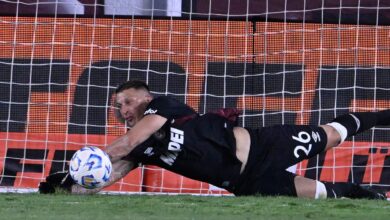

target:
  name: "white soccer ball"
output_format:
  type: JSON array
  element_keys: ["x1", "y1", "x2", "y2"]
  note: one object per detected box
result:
[{"x1": 69, "y1": 146, "x2": 112, "y2": 189}]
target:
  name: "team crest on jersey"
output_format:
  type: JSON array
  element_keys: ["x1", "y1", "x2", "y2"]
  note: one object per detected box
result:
[{"x1": 144, "y1": 147, "x2": 154, "y2": 156}]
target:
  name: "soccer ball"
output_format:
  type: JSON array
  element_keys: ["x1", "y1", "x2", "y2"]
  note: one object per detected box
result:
[{"x1": 69, "y1": 146, "x2": 112, "y2": 189}]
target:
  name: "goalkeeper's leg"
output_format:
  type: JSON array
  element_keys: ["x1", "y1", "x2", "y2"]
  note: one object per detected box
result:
[
  {"x1": 322, "y1": 110, "x2": 390, "y2": 151},
  {"x1": 294, "y1": 176, "x2": 387, "y2": 200}
]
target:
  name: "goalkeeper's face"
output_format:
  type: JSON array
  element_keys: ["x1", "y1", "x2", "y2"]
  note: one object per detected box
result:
[{"x1": 114, "y1": 88, "x2": 152, "y2": 128}]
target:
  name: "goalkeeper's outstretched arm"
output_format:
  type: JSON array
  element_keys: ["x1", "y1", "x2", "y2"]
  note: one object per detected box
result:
[
  {"x1": 71, "y1": 159, "x2": 136, "y2": 194},
  {"x1": 39, "y1": 154, "x2": 137, "y2": 194}
]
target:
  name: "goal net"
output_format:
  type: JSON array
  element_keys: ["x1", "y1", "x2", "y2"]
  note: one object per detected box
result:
[{"x1": 0, "y1": 0, "x2": 390, "y2": 194}]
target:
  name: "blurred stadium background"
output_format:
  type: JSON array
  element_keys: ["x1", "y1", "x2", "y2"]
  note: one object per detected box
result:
[{"x1": 0, "y1": 0, "x2": 390, "y2": 195}]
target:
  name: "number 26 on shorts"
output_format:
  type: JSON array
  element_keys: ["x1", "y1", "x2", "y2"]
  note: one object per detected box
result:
[{"x1": 292, "y1": 131, "x2": 312, "y2": 159}]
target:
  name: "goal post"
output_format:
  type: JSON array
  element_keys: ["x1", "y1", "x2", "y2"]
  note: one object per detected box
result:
[{"x1": 1, "y1": 1, "x2": 390, "y2": 194}]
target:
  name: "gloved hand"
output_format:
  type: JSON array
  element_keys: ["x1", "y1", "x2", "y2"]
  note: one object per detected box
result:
[{"x1": 38, "y1": 171, "x2": 74, "y2": 194}]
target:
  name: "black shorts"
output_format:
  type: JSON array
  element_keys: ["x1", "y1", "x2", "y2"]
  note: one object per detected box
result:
[{"x1": 233, "y1": 125, "x2": 328, "y2": 196}]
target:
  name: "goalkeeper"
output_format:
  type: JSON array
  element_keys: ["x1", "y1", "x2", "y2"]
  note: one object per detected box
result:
[{"x1": 40, "y1": 80, "x2": 389, "y2": 199}]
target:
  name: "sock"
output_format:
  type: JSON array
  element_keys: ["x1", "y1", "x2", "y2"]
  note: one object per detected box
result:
[
  {"x1": 323, "y1": 182, "x2": 385, "y2": 200},
  {"x1": 375, "y1": 110, "x2": 390, "y2": 126},
  {"x1": 328, "y1": 110, "x2": 390, "y2": 142},
  {"x1": 315, "y1": 181, "x2": 327, "y2": 199}
]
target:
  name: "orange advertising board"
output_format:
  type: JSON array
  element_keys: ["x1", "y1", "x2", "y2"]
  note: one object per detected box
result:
[{"x1": 0, "y1": 16, "x2": 389, "y2": 192}]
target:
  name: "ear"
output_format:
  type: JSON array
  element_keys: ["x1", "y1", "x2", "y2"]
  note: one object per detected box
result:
[{"x1": 145, "y1": 94, "x2": 153, "y2": 103}]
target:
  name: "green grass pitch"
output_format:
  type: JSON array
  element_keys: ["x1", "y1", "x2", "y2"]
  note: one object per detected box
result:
[{"x1": 0, "y1": 193, "x2": 389, "y2": 220}]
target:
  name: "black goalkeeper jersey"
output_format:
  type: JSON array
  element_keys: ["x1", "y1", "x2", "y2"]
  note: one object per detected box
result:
[{"x1": 128, "y1": 96, "x2": 243, "y2": 192}]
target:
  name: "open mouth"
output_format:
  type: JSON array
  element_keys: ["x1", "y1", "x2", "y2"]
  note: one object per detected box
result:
[{"x1": 125, "y1": 116, "x2": 134, "y2": 124}]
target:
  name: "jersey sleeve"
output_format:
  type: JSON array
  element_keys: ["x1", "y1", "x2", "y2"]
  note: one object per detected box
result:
[{"x1": 143, "y1": 96, "x2": 196, "y2": 120}]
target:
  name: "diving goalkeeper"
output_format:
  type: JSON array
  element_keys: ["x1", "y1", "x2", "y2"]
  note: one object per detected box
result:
[{"x1": 40, "y1": 80, "x2": 389, "y2": 199}]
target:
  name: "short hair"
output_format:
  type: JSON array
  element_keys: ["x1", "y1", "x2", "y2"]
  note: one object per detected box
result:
[{"x1": 115, "y1": 80, "x2": 150, "y2": 94}]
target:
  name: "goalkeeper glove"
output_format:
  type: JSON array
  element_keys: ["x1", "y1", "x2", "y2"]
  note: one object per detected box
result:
[{"x1": 38, "y1": 171, "x2": 74, "y2": 194}]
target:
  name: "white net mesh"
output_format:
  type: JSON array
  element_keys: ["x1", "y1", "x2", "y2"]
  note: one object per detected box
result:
[{"x1": 0, "y1": 0, "x2": 390, "y2": 194}]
